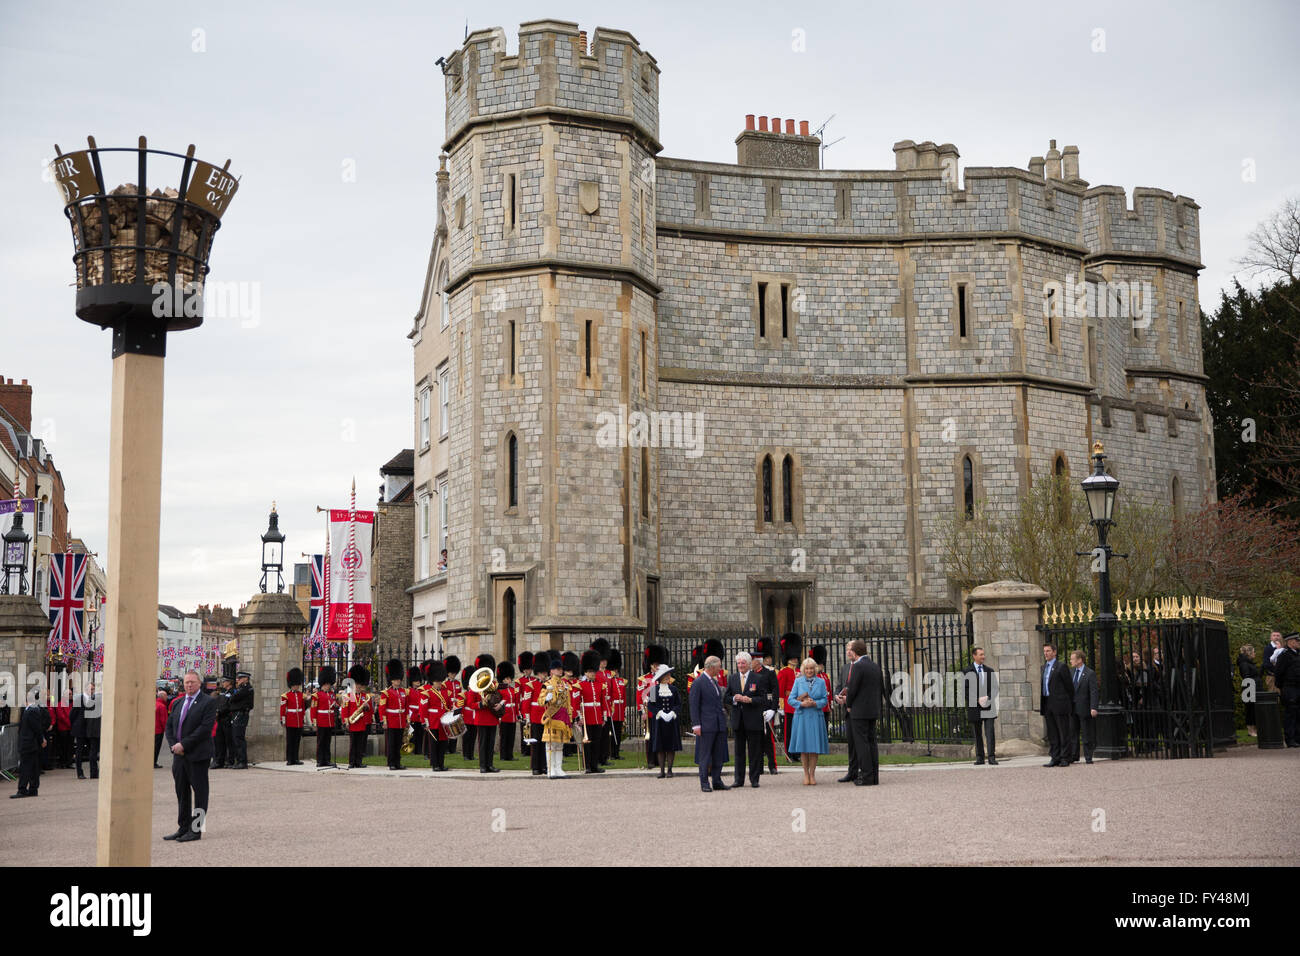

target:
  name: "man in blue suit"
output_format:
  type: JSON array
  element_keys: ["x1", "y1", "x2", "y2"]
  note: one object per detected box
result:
[
  {"x1": 690, "y1": 655, "x2": 730, "y2": 792},
  {"x1": 163, "y1": 670, "x2": 218, "y2": 843}
]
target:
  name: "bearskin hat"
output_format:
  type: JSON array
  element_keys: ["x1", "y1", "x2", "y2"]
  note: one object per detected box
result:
[
  {"x1": 589, "y1": 637, "x2": 612, "y2": 660},
  {"x1": 474, "y1": 653, "x2": 496, "y2": 671},
  {"x1": 517, "y1": 650, "x2": 534, "y2": 671},
  {"x1": 780, "y1": 632, "x2": 803, "y2": 664},
  {"x1": 427, "y1": 660, "x2": 447, "y2": 682},
  {"x1": 580, "y1": 649, "x2": 600, "y2": 674},
  {"x1": 348, "y1": 664, "x2": 370, "y2": 686},
  {"x1": 497, "y1": 660, "x2": 515, "y2": 680},
  {"x1": 286, "y1": 667, "x2": 304, "y2": 687},
  {"x1": 444, "y1": 655, "x2": 461, "y2": 675},
  {"x1": 755, "y1": 636, "x2": 775, "y2": 661},
  {"x1": 690, "y1": 644, "x2": 704, "y2": 669},
  {"x1": 811, "y1": 644, "x2": 827, "y2": 667},
  {"x1": 419, "y1": 660, "x2": 435, "y2": 682},
  {"x1": 406, "y1": 665, "x2": 422, "y2": 685},
  {"x1": 607, "y1": 648, "x2": 623, "y2": 671},
  {"x1": 561, "y1": 651, "x2": 580, "y2": 674},
  {"x1": 644, "y1": 644, "x2": 668, "y2": 669},
  {"x1": 704, "y1": 638, "x2": 725, "y2": 663},
  {"x1": 461, "y1": 666, "x2": 474, "y2": 685},
  {"x1": 385, "y1": 658, "x2": 404, "y2": 682},
  {"x1": 318, "y1": 665, "x2": 337, "y2": 686}
]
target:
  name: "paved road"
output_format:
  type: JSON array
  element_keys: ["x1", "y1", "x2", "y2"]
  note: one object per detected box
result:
[{"x1": 3, "y1": 748, "x2": 1295, "y2": 866}]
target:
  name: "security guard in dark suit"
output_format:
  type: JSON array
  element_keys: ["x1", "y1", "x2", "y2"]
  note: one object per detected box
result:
[
  {"x1": 212, "y1": 677, "x2": 233, "y2": 768},
  {"x1": 228, "y1": 670, "x2": 254, "y2": 768}
]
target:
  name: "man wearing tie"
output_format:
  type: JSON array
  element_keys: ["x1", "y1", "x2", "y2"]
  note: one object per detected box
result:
[
  {"x1": 1068, "y1": 650, "x2": 1100, "y2": 764},
  {"x1": 1039, "y1": 642, "x2": 1074, "y2": 767},
  {"x1": 844, "y1": 639, "x2": 883, "y2": 786},
  {"x1": 961, "y1": 646, "x2": 997, "y2": 765},
  {"x1": 11, "y1": 689, "x2": 49, "y2": 798},
  {"x1": 164, "y1": 670, "x2": 218, "y2": 842},
  {"x1": 690, "y1": 655, "x2": 730, "y2": 792},
  {"x1": 724, "y1": 652, "x2": 764, "y2": 788}
]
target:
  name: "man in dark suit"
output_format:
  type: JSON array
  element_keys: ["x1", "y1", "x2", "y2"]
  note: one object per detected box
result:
[
  {"x1": 689, "y1": 654, "x2": 729, "y2": 792},
  {"x1": 961, "y1": 646, "x2": 998, "y2": 765},
  {"x1": 1276, "y1": 632, "x2": 1300, "y2": 747},
  {"x1": 724, "y1": 652, "x2": 765, "y2": 788},
  {"x1": 164, "y1": 670, "x2": 218, "y2": 842},
  {"x1": 748, "y1": 651, "x2": 780, "y2": 774},
  {"x1": 1067, "y1": 649, "x2": 1100, "y2": 763},
  {"x1": 1040, "y1": 642, "x2": 1074, "y2": 767},
  {"x1": 834, "y1": 645, "x2": 859, "y2": 782},
  {"x1": 844, "y1": 639, "x2": 883, "y2": 786},
  {"x1": 11, "y1": 690, "x2": 49, "y2": 798},
  {"x1": 70, "y1": 682, "x2": 101, "y2": 779}
]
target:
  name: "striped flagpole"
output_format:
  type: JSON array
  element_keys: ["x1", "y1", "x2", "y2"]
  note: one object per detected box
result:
[{"x1": 347, "y1": 477, "x2": 356, "y2": 670}]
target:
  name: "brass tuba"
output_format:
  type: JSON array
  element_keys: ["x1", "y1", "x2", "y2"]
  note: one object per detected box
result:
[{"x1": 470, "y1": 667, "x2": 505, "y2": 717}]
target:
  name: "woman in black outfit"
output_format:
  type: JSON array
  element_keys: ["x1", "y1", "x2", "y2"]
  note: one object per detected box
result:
[
  {"x1": 645, "y1": 664, "x2": 682, "y2": 778},
  {"x1": 1238, "y1": 644, "x2": 1259, "y2": 737}
]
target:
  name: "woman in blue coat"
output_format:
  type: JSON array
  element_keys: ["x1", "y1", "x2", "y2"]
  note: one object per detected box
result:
[
  {"x1": 787, "y1": 658, "x2": 828, "y2": 785},
  {"x1": 646, "y1": 664, "x2": 682, "y2": 778}
]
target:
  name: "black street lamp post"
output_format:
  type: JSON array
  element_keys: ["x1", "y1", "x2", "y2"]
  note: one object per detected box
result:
[
  {"x1": 1080, "y1": 440, "x2": 1125, "y2": 759},
  {"x1": 260, "y1": 502, "x2": 286, "y2": 594},
  {"x1": 2, "y1": 498, "x2": 31, "y2": 595}
]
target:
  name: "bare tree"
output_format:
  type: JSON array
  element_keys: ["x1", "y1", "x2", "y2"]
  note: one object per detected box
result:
[{"x1": 1239, "y1": 196, "x2": 1300, "y2": 282}]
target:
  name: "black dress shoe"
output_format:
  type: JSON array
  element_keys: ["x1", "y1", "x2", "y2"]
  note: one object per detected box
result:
[
  {"x1": 232, "y1": 763, "x2": 248, "y2": 770},
  {"x1": 854, "y1": 777, "x2": 868, "y2": 786},
  {"x1": 750, "y1": 781, "x2": 760, "y2": 788},
  {"x1": 483, "y1": 766, "x2": 500, "y2": 773},
  {"x1": 77, "y1": 773, "x2": 86, "y2": 780},
  {"x1": 162, "y1": 828, "x2": 186, "y2": 841},
  {"x1": 10, "y1": 792, "x2": 32, "y2": 799},
  {"x1": 974, "y1": 759, "x2": 985, "y2": 765},
  {"x1": 153, "y1": 764, "x2": 162, "y2": 769},
  {"x1": 657, "y1": 769, "x2": 666, "y2": 778},
  {"x1": 1042, "y1": 761, "x2": 1057, "y2": 767},
  {"x1": 1085, "y1": 758, "x2": 1093, "y2": 764},
  {"x1": 836, "y1": 774, "x2": 854, "y2": 783},
  {"x1": 712, "y1": 781, "x2": 730, "y2": 791},
  {"x1": 701, "y1": 784, "x2": 713, "y2": 792},
  {"x1": 666, "y1": 769, "x2": 674, "y2": 778},
  {"x1": 176, "y1": 830, "x2": 202, "y2": 843},
  {"x1": 530, "y1": 769, "x2": 544, "y2": 775},
  {"x1": 988, "y1": 759, "x2": 998, "y2": 765},
  {"x1": 89, "y1": 774, "x2": 98, "y2": 779}
]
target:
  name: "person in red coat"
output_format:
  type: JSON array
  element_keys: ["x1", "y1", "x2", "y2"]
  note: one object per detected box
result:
[
  {"x1": 577, "y1": 651, "x2": 607, "y2": 774},
  {"x1": 423, "y1": 661, "x2": 450, "y2": 771},
  {"x1": 339, "y1": 665, "x2": 374, "y2": 769},
  {"x1": 777, "y1": 633, "x2": 802, "y2": 761},
  {"x1": 496, "y1": 661, "x2": 518, "y2": 761},
  {"x1": 280, "y1": 667, "x2": 306, "y2": 766},
  {"x1": 152, "y1": 690, "x2": 168, "y2": 768},
  {"x1": 522, "y1": 652, "x2": 548, "y2": 775},
  {"x1": 405, "y1": 665, "x2": 427, "y2": 762},
  {"x1": 308, "y1": 665, "x2": 339, "y2": 769},
  {"x1": 607, "y1": 649, "x2": 628, "y2": 761},
  {"x1": 463, "y1": 653, "x2": 501, "y2": 773},
  {"x1": 378, "y1": 659, "x2": 408, "y2": 771}
]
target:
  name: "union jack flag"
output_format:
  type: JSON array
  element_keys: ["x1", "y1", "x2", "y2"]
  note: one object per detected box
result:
[
  {"x1": 47, "y1": 553, "x2": 86, "y2": 656},
  {"x1": 308, "y1": 553, "x2": 327, "y2": 646}
]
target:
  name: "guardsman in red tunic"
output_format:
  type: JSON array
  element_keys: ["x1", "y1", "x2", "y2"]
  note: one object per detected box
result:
[
  {"x1": 590, "y1": 638, "x2": 613, "y2": 764},
  {"x1": 496, "y1": 661, "x2": 518, "y2": 761},
  {"x1": 515, "y1": 651, "x2": 537, "y2": 763},
  {"x1": 464, "y1": 653, "x2": 501, "y2": 773},
  {"x1": 281, "y1": 667, "x2": 306, "y2": 765},
  {"x1": 459, "y1": 663, "x2": 478, "y2": 760},
  {"x1": 308, "y1": 665, "x2": 339, "y2": 769},
  {"x1": 577, "y1": 650, "x2": 607, "y2": 774},
  {"x1": 406, "y1": 665, "x2": 427, "y2": 761},
  {"x1": 440, "y1": 655, "x2": 462, "y2": 756},
  {"x1": 524, "y1": 651, "x2": 548, "y2": 775},
  {"x1": 379, "y1": 658, "x2": 408, "y2": 770},
  {"x1": 811, "y1": 644, "x2": 833, "y2": 738},
  {"x1": 777, "y1": 632, "x2": 802, "y2": 760},
  {"x1": 606, "y1": 649, "x2": 628, "y2": 761},
  {"x1": 339, "y1": 664, "x2": 374, "y2": 769},
  {"x1": 423, "y1": 660, "x2": 450, "y2": 771}
]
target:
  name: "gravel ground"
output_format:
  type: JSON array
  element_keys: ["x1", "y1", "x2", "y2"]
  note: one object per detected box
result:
[{"x1": 3, "y1": 748, "x2": 1295, "y2": 866}]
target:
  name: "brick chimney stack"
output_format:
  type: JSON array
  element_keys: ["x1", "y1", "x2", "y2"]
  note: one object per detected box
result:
[
  {"x1": 736, "y1": 114, "x2": 821, "y2": 170},
  {"x1": 0, "y1": 377, "x2": 33, "y2": 433}
]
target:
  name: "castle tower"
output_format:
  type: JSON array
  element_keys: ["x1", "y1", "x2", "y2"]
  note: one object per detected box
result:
[{"x1": 437, "y1": 21, "x2": 662, "y2": 658}]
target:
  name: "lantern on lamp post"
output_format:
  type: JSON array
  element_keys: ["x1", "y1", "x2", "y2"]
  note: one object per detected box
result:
[
  {"x1": 48, "y1": 136, "x2": 239, "y2": 866},
  {"x1": 1080, "y1": 440, "x2": 1125, "y2": 760},
  {"x1": 2, "y1": 499, "x2": 31, "y2": 595},
  {"x1": 260, "y1": 502, "x2": 286, "y2": 594}
]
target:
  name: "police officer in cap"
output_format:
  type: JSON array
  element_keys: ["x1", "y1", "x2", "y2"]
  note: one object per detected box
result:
[
  {"x1": 212, "y1": 676, "x2": 234, "y2": 769},
  {"x1": 228, "y1": 670, "x2": 255, "y2": 768}
]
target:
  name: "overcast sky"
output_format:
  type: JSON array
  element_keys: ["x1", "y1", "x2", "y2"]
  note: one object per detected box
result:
[{"x1": 2, "y1": 0, "x2": 1296, "y2": 613}]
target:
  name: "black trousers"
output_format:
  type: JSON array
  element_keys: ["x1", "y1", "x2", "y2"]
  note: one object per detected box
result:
[
  {"x1": 462, "y1": 724, "x2": 477, "y2": 759},
  {"x1": 154, "y1": 733, "x2": 164, "y2": 765},
  {"x1": 850, "y1": 718, "x2": 879, "y2": 784},
  {"x1": 696, "y1": 730, "x2": 727, "y2": 786},
  {"x1": 1070, "y1": 713, "x2": 1095, "y2": 761},
  {"x1": 347, "y1": 730, "x2": 367, "y2": 767},
  {"x1": 477, "y1": 725, "x2": 497, "y2": 770},
  {"x1": 316, "y1": 725, "x2": 334, "y2": 765},
  {"x1": 285, "y1": 726, "x2": 302, "y2": 763},
  {"x1": 432, "y1": 738, "x2": 447, "y2": 769},
  {"x1": 214, "y1": 719, "x2": 231, "y2": 766},
  {"x1": 56, "y1": 730, "x2": 73, "y2": 767},
  {"x1": 385, "y1": 728, "x2": 403, "y2": 768},
  {"x1": 1282, "y1": 690, "x2": 1299, "y2": 746},
  {"x1": 582, "y1": 723, "x2": 604, "y2": 771},
  {"x1": 75, "y1": 736, "x2": 99, "y2": 777},
  {"x1": 231, "y1": 714, "x2": 249, "y2": 765},
  {"x1": 1044, "y1": 711, "x2": 1071, "y2": 764},
  {"x1": 781, "y1": 713, "x2": 794, "y2": 758},
  {"x1": 410, "y1": 722, "x2": 425, "y2": 761},
  {"x1": 17, "y1": 750, "x2": 40, "y2": 793},
  {"x1": 732, "y1": 727, "x2": 762, "y2": 785},
  {"x1": 611, "y1": 720, "x2": 624, "y2": 759},
  {"x1": 529, "y1": 723, "x2": 546, "y2": 773},
  {"x1": 845, "y1": 716, "x2": 859, "y2": 777},
  {"x1": 499, "y1": 722, "x2": 515, "y2": 761},
  {"x1": 973, "y1": 717, "x2": 997, "y2": 762},
  {"x1": 172, "y1": 756, "x2": 209, "y2": 833}
]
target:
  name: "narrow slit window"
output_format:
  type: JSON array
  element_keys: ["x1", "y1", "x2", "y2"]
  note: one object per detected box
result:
[
  {"x1": 761, "y1": 455, "x2": 773, "y2": 523},
  {"x1": 757, "y1": 281, "x2": 767, "y2": 338},
  {"x1": 957, "y1": 284, "x2": 968, "y2": 339},
  {"x1": 508, "y1": 319, "x2": 516, "y2": 377},
  {"x1": 640, "y1": 330, "x2": 647, "y2": 393},
  {"x1": 1045, "y1": 289, "x2": 1056, "y2": 345},
  {"x1": 508, "y1": 433, "x2": 518, "y2": 509},
  {"x1": 585, "y1": 320, "x2": 593, "y2": 378},
  {"x1": 782, "y1": 455, "x2": 793, "y2": 522},
  {"x1": 507, "y1": 173, "x2": 517, "y2": 230},
  {"x1": 641, "y1": 446, "x2": 649, "y2": 518},
  {"x1": 780, "y1": 284, "x2": 789, "y2": 338},
  {"x1": 962, "y1": 455, "x2": 974, "y2": 520}
]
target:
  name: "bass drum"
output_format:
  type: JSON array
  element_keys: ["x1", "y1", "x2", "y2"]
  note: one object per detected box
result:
[{"x1": 440, "y1": 712, "x2": 467, "y2": 739}]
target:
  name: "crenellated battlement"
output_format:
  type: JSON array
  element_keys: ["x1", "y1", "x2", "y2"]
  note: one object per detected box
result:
[{"x1": 442, "y1": 20, "x2": 660, "y2": 153}]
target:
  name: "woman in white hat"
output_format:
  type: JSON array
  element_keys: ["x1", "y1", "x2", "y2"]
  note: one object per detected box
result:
[{"x1": 646, "y1": 664, "x2": 682, "y2": 778}]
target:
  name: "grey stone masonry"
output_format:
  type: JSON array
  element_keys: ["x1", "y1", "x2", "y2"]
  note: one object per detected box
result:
[
  {"x1": 234, "y1": 592, "x2": 306, "y2": 763},
  {"x1": 967, "y1": 580, "x2": 1049, "y2": 756}
]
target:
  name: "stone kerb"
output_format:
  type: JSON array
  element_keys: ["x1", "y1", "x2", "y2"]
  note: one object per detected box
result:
[{"x1": 967, "y1": 580, "x2": 1049, "y2": 757}]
